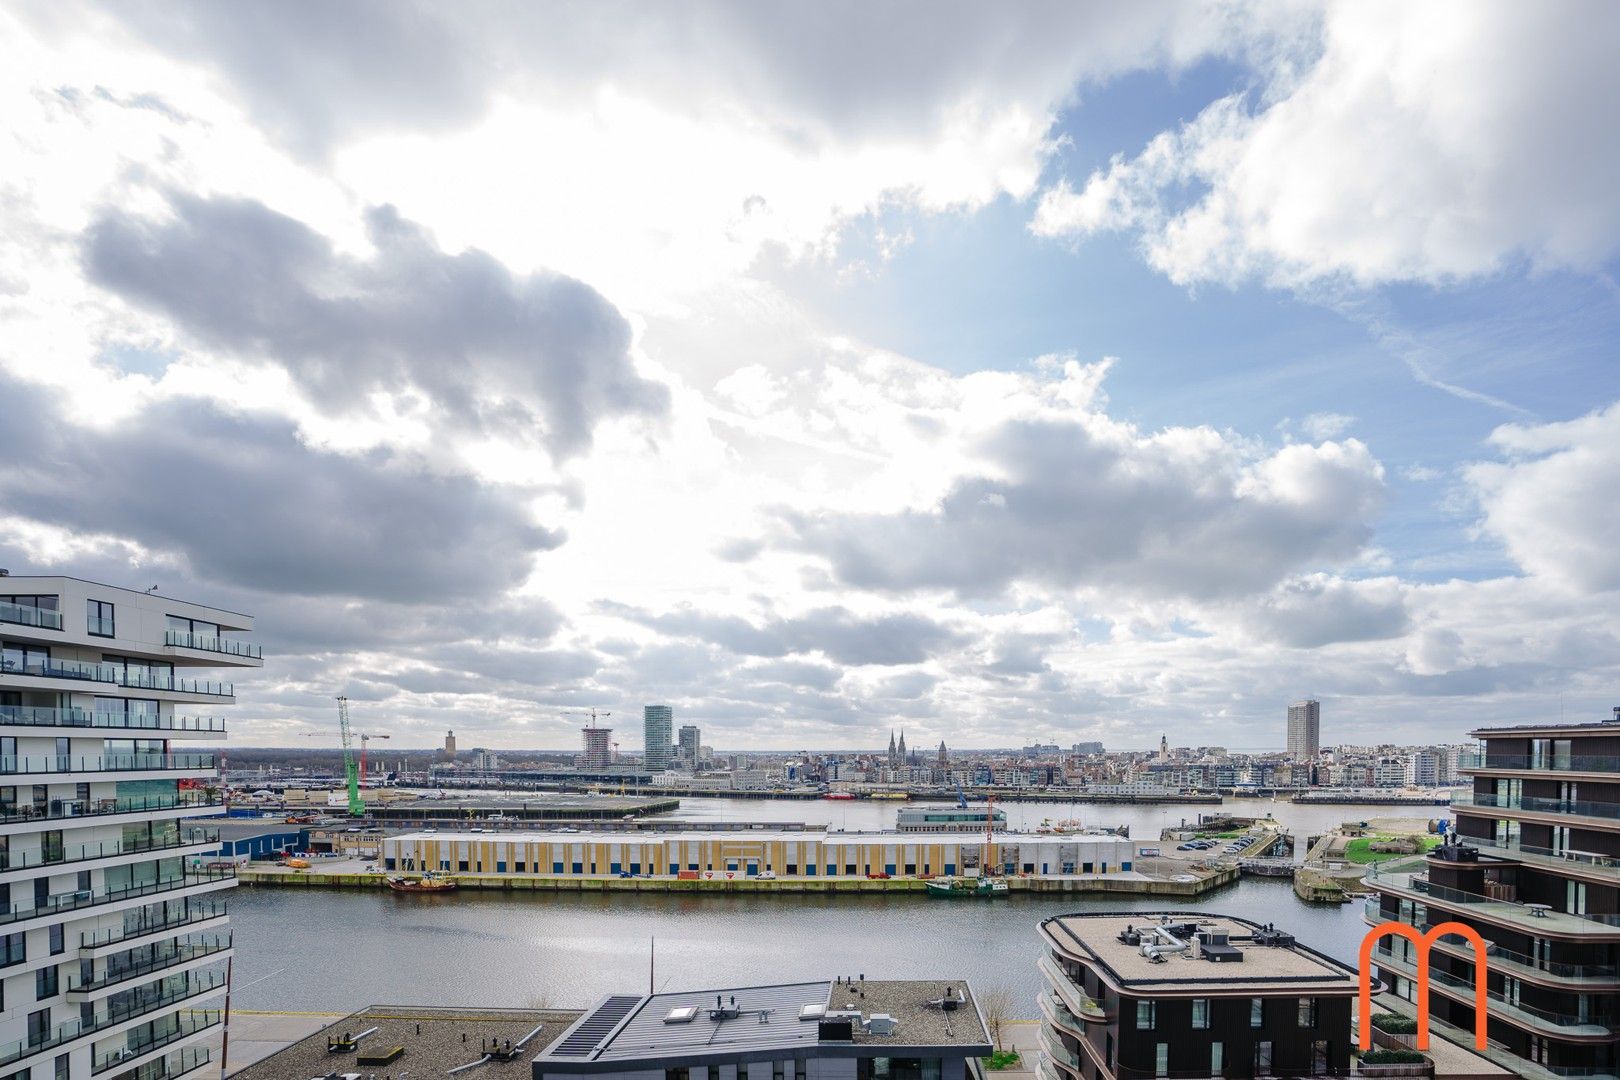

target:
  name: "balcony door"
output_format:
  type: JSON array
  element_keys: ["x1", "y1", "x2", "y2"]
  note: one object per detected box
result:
[{"x1": 1569, "y1": 879, "x2": 1588, "y2": 915}]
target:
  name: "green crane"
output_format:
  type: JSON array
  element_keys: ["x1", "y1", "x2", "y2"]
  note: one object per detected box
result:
[{"x1": 337, "y1": 695, "x2": 363, "y2": 817}]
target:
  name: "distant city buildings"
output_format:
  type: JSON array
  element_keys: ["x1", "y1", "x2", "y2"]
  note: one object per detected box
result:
[
  {"x1": 1287, "y1": 698, "x2": 1321, "y2": 758},
  {"x1": 643, "y1": 704, "x2": 674, "y2": 769},
  {"x1": 677, "y1": 723, "x2": 702, "y2": 768},
  {"x1": 581, "y1": 724, "x2": 613, "y2": 768}
]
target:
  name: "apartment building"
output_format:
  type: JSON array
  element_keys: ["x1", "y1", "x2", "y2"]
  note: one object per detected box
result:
[
  {"x1": 1367, "y1": 712, "x2": 1620, "y2": 1079},
  {"x1": 0, "y1": 575, "x2": 251, "y2": 1080}
]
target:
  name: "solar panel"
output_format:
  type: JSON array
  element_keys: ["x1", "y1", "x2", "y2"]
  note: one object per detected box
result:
[{"x1": 551, "y1": 995, "x2": 643, "y2": 1057}]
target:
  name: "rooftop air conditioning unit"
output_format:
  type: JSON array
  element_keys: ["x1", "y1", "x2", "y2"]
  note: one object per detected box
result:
[{"x1": 864, "y1": 1015, "x2": 897, "y2": 1036}]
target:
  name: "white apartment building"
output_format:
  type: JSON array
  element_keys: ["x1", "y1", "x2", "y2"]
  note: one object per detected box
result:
[{"x1": 0, "y1": 575, "x2": 252, "y2": 1080}]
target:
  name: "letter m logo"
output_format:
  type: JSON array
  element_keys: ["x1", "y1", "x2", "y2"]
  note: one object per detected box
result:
[{"x1": 1359, "y1": 921, "x2": 1489, "y2": 1050}]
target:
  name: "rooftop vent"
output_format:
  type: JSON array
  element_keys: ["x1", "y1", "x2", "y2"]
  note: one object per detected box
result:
[
  {"x1": 799, "y1": 1004, "x2": 827, "y2": 1022},
  {"x1": 864, "y1": 1014, "x2": 898, "y2": 1036},
  {"x1": 1252, "y1": 925, "x2": 1296, "y2": 948},
  {"x1": 665, "y1": 1006, "x2": 699, "y2": 1025}
]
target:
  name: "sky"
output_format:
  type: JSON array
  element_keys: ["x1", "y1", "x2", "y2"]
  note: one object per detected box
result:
[{"x1": 2, "y1": 1, "x2": 1619, "y2": 752}]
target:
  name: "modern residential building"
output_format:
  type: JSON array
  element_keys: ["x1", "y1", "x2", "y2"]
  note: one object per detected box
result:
[
  {"x1": 1287, "y1": 700, "x2": 1321, "y2": 759},
  {"x1": 643, "y1": 706, "x2": 674, "y2": 770},
  {"x1": 1367, "y1": 712, "x2": 1620, "y2": 1079},
  {"x1": 581, "y1": 726, "x2": 613, "y2": 769},
  {"x1": 1037, "y1": 911, "x2": 1361, "y2": 1080},
  {"x1": 678, "y1": 724, "x2": 702, "y2": 769},
  {"x1": 534, "y1": 978, "x2": 990, "y2": 1080},
  {"x1": 0, "y1": 574, "x2": 250, "y2": 1080}
]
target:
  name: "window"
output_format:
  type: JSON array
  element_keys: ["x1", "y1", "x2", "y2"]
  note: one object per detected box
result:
[
  {"x1": 1155, "y1": 1043, "x2": 1168, "y2": 1078},
  {"x1": 665, "y1": 1070, "x2": 690, "y2": 1080},
  {"x1": 27, "y1": 1008, "x2": 51, "y2": 1046},
  {"x1": 1250, "y1": 998, "x2": 1264, "y2": 1028},
  {"x1": 1136, "y1": 1000, "x2": 1156, "y2": 1030},
  {"x1": 1298, "y1": 997, "x2": 1317, "y2": 1028},
  {"x1": 48, "y1": 924, "x2": 61, "y2": 956},
  {"x1": 1192, "y1": 998, "x2": 1210, "y2": 1029},
  {"x1": 87, "y1": 600, "x2": 115, "y2": 637},
  {"x1": 0, "y1": 932, "x2": 22, "y2": 967},
  {"x1": 1211, "y1": 1042, "x2": 1224, "y2": 1075},
  {"x1": 1254, "y1": 1041, "x2": 1273, "y2": 1075},
  {"x1": 1312, "y1": 1040, "x2": 1330, "y2": 1075},
  {"x1": 54, "y1": 1055, "x2": 68, "y2": 1080},
  {"x1": 35, "y1": 966, "x2": 57, "y2": 1000}
]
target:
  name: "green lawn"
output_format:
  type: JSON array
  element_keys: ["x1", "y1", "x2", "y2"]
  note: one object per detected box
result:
[
  {"x1": 1343, "y1": 835, "x2": 1442, "y2": 864},
  {"x1": 983, "y1": 1052, "x2": 1022, "y2": 1070}
]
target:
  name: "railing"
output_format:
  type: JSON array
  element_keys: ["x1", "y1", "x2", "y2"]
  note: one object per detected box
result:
[
  {"x1": 0, "y1": 707, "x2": 225, "y2": 733},
  {"x1": 1039, "y1": 1027, "x2": 1081, "y2": 1071},
  {"x1": 1379, "y1": 871, "x2": 1620, "y2": 928},
  {"x1": 1374, "y1": 946, "x2": 1619, "y2": 1032},
  {"x1": 0, "y1": 869, "x2": 234, "y2": 927},
  {"x1": 1463, "y1": 753, "x2": 1620, "y2": 774},
  {"x1": 0, "y1": 754, "x2": 216, "y2": 777},
  {"x1": 1462, "y1": 834, "x2": 1620, "y2": 872},
  {"x1": 80, "y1": 899, "x2": 229, "y2": 950},
  {"x1": 0, "y1": 794, "x2": 222, "y2": 827},
  {"x1": 87, "y1": 614, "x2": 115, "y2": 636},
  {"x1": 103, "y1": 1046, "x2": 211, "y2": 1080},
  {"x1": 71, "y1": 937, "x2": 232, "y2": 994},
  {"x1": 1037, "y1": 954, "x2": 1106, "y2": 1021},
  {"x1": 0, "y1": 828, "x2": 219, "y2": 871},
  {"x1": 0, "y1": 979, "x2": 224, "y2": 1068},
  {"x1": 162, "y1": 631, "x2": 260, "y2": 660},
  {"x1": 1454, "y1": 790, "x2": 1620, "y2": 821},
  {"x1": 0, "y1": 659, "x2": 231, "y2": 696},
  {"x1": 0, "y1": 601, "x2": 62, "y2": 630}
]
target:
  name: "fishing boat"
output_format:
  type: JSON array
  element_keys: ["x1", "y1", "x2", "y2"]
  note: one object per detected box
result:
[
  {"x1": 924, "y1": 875, "x2": 1009, "y2": 898},
  {"x1": 387, "y1": 871, "x2": 457, "y2": 894}
]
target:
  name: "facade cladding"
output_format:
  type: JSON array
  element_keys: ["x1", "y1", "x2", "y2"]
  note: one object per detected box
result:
[
  {"x1": 644, "y1": 706, "x2": 675, "y2": 770},
  {"x1": 1038, "y1": 912, "x2": 1361, "y2": 1079},
  {"x1": 534, "y1": 979, "x2": 991, "y2": 1080},
  {"x1": 0, "y1": 575, "x2": 251, "y2": 1080},
  {"x1": 1369, "y1": 714, "x2": 1620, "y2": 1078}
]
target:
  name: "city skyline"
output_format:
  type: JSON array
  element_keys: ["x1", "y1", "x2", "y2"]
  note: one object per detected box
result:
[{"x1": 3, "y1": 6, "x2": 1619, "y2": 752}]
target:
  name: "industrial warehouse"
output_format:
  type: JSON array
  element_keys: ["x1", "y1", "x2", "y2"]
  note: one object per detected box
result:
[{"x1": 381, "y1": 827, "x2": 1140, "y2": 880}]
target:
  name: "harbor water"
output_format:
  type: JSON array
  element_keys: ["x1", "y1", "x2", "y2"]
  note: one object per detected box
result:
[{"x1": 226, "y1": 797, "x2": 1432, "y2": 1012}]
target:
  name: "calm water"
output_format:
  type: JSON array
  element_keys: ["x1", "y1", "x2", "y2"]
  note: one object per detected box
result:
[{"x1": 226, "y1": 797, "x2": 1429, "y2": 1011}]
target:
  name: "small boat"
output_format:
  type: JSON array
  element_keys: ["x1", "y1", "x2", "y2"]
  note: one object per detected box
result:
[
  {"x1": 387, "y1": 872, "x2": 457, "y2": 894},
  {"x1": 925, "y1": 876, "x2": 1009, "y2": 898},
  {"x1": 282, "y1": 857, "x2": 311, "y2": 869},
  {"x1": 823, "y1": 793, "x2": 856, "y2": 801}
]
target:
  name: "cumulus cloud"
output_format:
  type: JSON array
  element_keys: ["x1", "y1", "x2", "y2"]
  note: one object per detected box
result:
[
  {"x1": 1032, "y1": 2, "x2": 1620, "y2": 287},
  {"x1": 602, "y1": 603, "x2": 964, "y2": 667},
  {"x1": 83, "y1": 194, "x2": 668, "y2": 456},
  {"x1": 1228, "y1": 574, "x2": 1409, "y2": 649}
]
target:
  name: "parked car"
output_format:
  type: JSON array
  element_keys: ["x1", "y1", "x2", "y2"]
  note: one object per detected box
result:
[{"x1": 1176, "y1": 843, "x2": 1197, "y2": 851}]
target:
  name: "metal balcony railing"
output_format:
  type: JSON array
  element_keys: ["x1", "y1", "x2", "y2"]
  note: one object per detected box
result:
[
  {"x1": 0, "y1": 707, "x2": 225, "y2": 733},
  {"x1": 1373, "y1": 946, "x2": 1619, "y2": 1033},
  {"x1": 71, "y1": 937, "x2": 232, "y2": 994},
  {"x1": 79, "y1": 899, "x2": 229, "y2": 951},
  {"x1": 1462, "y1": 753, "x2": 1620, "y2": 774},
  {"x1": 0, "y1": 870, "x2": 234, "y2": 927},
  {"x1": 0, "y1": 829, "x2": 219, "y2": 872},
  {"x1": 0, "y1": 794, "x2": 222, "y2": 828},
  {"x1": 101, "y1": 1046, "x2": 211, "y2": 1080},
  {"x1": 162, "y1": 631, "x2": 260, "y2": 660},
  {"x1": 0, "y1": 980, "x2": 224, "y2": 1068}
]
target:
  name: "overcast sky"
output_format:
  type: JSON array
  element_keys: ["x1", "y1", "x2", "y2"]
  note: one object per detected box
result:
[{"x1": 3, "y1": 2, "x2": 1619, "y2": 752}]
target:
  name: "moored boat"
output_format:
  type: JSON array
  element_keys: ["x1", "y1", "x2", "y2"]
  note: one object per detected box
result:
[{"x1": 387, "y1": 871, "x2": 457, "y2": 893}]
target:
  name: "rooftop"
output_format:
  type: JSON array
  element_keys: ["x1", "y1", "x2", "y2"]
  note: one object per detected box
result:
[
  {"x1": 231, "y1": 1005, "x2": 584, "y2": 1080},
  {"x1": 393, "y1": 827, "x2": 1131, "y2": 845},
  {"x1": 1471, "y1": 720, "x2": 1620, "y2": 738},
  {"x1": 537, "y1": 980, "x2": 990, "y2": 1067},
  {"x1": 1042, "y1": 912, "x2": 1362, "y2": 994}
]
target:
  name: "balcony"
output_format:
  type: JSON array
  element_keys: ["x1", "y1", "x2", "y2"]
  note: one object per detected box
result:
[
  {"x1": 0, "y1": 794, "x2": 223, "y2": 830},
  {"x1": 162, "y1": 630, "x2": 261, "y2": 661},
  {"x1": 1461, "y1": 752, "x2": 1620, "y2": 776},
  {"x1": 80, "y1": 899, "x2": 229, "y2": 955},
  {"x1": 1461, "y1": 834, "x2": 1620, "y2": 877},
  {"x1": 1039, "y1": 1028, "x2": 1082, "y2": 1075},
  {"x1": 0, "y1": 869, "x2": 234, "y2": 928},
  {"x1": 0, "y1": 828, "x2": 220, "y2": 874},
  {"x1": 102, "y1": 1046, "x2": 212, "y2": 1080},
  {"x1": 1362, "y1": 902, "x2": 1620, "y2": 986},
  {"x1": 0, "y1": 659, "x2": 231, "y2": 698},
  {"x1": 1453, "y1": 790, "x2": 1620, "y2": 826},
  {"x1": 0, "y1": 706, "x2": 225, "y2": 734},
  {"x1": 70, "y1": 936, "x2": 232, "y2": 997},
  {"x1": 1372, "y1": 946, "x2": 1618, "y2": 1038},
  {"x1": 1037, "y1": 954, "x2": 1107, "y2": 1022},
  {"x1": 1374, "y1": 870, "x2": 1620, "y2": 937},
  {"x1": 0, "y1": 753, "x2": 216, "y2": 778},
  {"x1": 0, "y1": 977, "x2": 224, "y2": 1070},
  {"x1": 0, "y1": 601, "x2": 62, "y2": 631}
]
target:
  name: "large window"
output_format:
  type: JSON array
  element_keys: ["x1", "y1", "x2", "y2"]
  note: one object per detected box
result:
[
  {"x1": 1250, "y1": 999, "x2": 1264, "y2": 1028},
  {"x1": 0, "y1": 932, "x2": 22, "y2": 967},
  {"x1": 0, "y1": 642, "x2": 47, "y2": 675},
  {"x1": 1155, "y1": 1043, "x2": 1168, "y2": 1078},
  {"x1": 1192, "y1": 998, "x2": 1210, "y2": 1029},
  {"x1": 1298, "y1": 998, "x2": 1317, "y2": 1028},
  {"x1": 1211, "y1": 1042, "x2": 1224, "y2": 1075},
  {"x1": 1136, "y1": 1000, "x2": 1156, "y2": 1030},
  {"x1": 857, "y1": 1059, "x2": 942, "y2": 1080},
  {"x1": 86, "y1": 600, "x2": 115, "y2": 638}
]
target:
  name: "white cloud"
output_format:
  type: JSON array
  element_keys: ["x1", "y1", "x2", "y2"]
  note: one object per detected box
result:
[{"x1": 1033, "y1": 2, "x2": 1620, "y2": 287}]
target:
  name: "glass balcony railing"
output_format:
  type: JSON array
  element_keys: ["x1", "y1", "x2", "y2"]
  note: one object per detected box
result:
[
  {"x1": 80, "y1": 899, "x2": 229, "y2": 951},
  {"x1": 1373, "y1": 946, "x2": 1619, "y2": 1033},
  {"x1": 0, "y1": 870, "x2": 234, "y2": 928},
  {"x1": 70, "y1": 936, "x2": 232, "y2": 994},
  {"x1": 0, "y1": 979, "x2": 224, "y2": 1069},
  {"x1": 0, "y1": 793, "x2": 222, "y2": 827},
  {"x1": 102, "y1": 1046, "x2": 211, "y2": 1080},
  {"x1": 1366, "y1": 905, "x2": 1620, "y2": 981},
  {"x1": 1462, "y1": 753, "x2": 1620, "y2": 774},
  {"x1": 0, "y1": 601, "x2": 63, "y2": 631},
  {"x1": 1377, "y1": 871, "x2": 1620, "y2": 928},
  {"x1": 0, "y1": 707, "x2": 225, "y2": 733},
  {"x1": 1463, "y1": 833, "x2": 1620, "y2": 872},
  {"x1": 0, "y1": 659, "x2": 231, "y2": 697},
  {"x1": 0, "y1": 754, "x2": 216, "y2": 777},
  {"x1": 1454, "y1": 790, "x2": 1620, "y2": 821},
  {"x1": 162, "y1": 631, "x2": 260, "y2": 660},
  {"x1": 0, "y1": 828, "x2": 219, "y2": 871},
  {"x1": 92, "y1": 1009, "x2": 220, "y2": 1074}
]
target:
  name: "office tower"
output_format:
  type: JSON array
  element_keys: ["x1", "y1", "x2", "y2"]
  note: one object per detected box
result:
[
  {"x1": 1287, "y1": 700, "x2": 1321, "y2": 758},
  {"x1": 677, "y1": 725, "x2": 701, "y2": 768},
  {"x1": 643, "y1": 706, "x2": 674, "y2": 770},
  {"x1": 0, "y1": 575, "x2": 250, "y2": 1078}
]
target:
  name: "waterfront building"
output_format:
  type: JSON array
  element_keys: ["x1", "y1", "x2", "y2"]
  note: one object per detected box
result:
[
  {"x1": 535, "y1": 978, "x2": 990, "y2": 1080},
  {"x1": 0, "y1": 575, "x2": 249, "y2": 1080},
  {"x1": 895, "y1": 805, "x2": 1007, "y2": 833},
  {"x1": 1037, "y1": 911, "x2": 1360, "y2": 1079},
  {"x1": 581, "y1": 725, "x2": 613, "y2": 769},
  {"x1": 1368, "y1": 713, "x2": 1620, "y2": 1078},
  {"x1": 383, "y1": 828, "x2": 1136, "y2": 880},
  {"x1": 1287, "y1": 700, "x2": 1321, "y2": 759},
  {"x1": 643, "y1": 705, "x2": 674, "y2": 770},
  {"x1": 678, "y1": 724, "x2": 701, "y2": 768}
]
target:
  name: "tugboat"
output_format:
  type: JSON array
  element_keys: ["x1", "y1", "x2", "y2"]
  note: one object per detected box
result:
[{"x1": 387, "y1": 870, "x2": 457, "y2": 894}]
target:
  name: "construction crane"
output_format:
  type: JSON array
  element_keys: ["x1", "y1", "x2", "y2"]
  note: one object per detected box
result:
[
  {"x1": 303, "y1": 726, "x2": 391, "y2": 805},
  {"x1": 336, "y1": 696, "x2": 361, "y2": 817}
]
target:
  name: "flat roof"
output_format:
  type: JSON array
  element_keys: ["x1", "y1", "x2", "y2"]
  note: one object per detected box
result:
[
  {"x1": 1042, "y1": 912, "x2": 1362, "y2": 995},
  {"x1": 392, "y1": 828, "x2": 1133, "y2": 845},
  {"x1": 0, "y1": 574, "x2": 253, "y2": 620},
  {"x1": 1470, "y1": 722, "x2": 1620, "y2": 737},
  {"x1": 537, "y1": 981, "x2": 990, "y2": 1067},
  {"x1": 231, "y1": 1005, "x2": 584, "y2": 1080}
]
